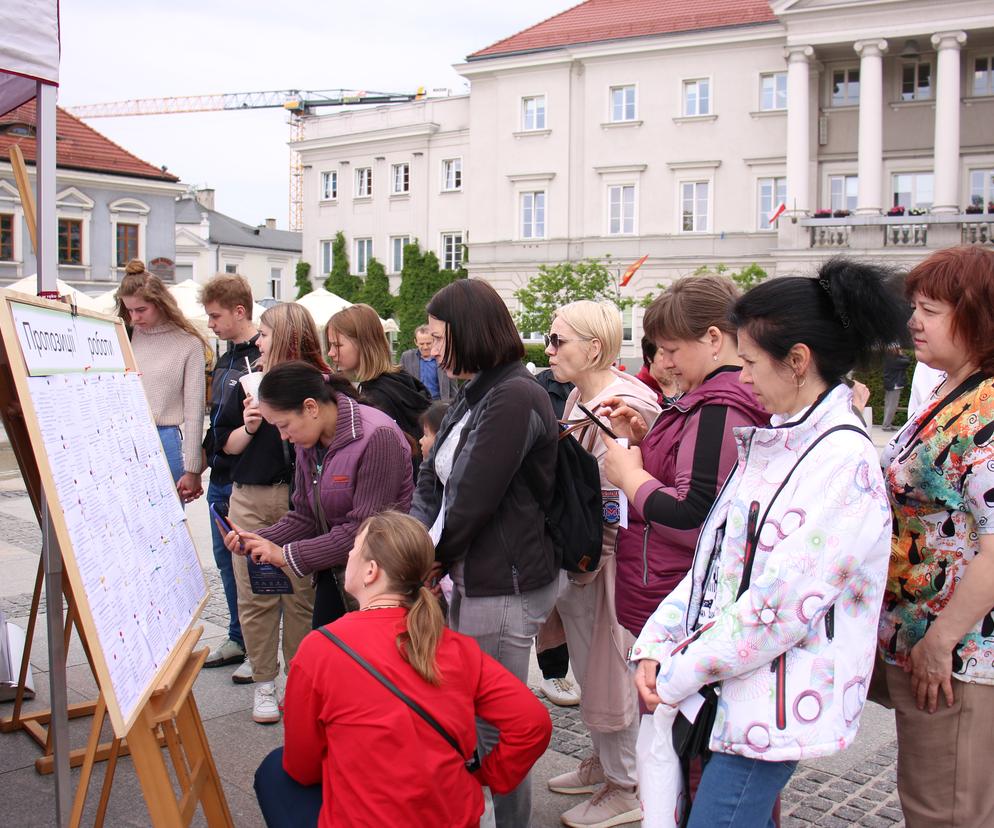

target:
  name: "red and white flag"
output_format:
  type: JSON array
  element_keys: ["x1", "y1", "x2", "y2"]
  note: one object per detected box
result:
[
  {"x1": 620, "y1": 254, "x2": 649, "y2": 287},
  {"x1": 768, "y1": 202, "x2": 787, "y2": 226}
]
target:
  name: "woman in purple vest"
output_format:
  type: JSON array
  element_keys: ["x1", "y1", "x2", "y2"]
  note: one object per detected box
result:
[
  {"x1": 227, "y1": 361, "x2": 414, "y2": 632},
  {"x1": 601, "y1": 275, "x2": 768, "y2": 639}
]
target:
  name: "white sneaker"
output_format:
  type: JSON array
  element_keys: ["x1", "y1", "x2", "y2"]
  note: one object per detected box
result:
[
  {"x1": 540, "y1": 676, "x2": 581, "y2": 707},
  {"x1": 231, "y1": 658, "x2": 254, "y2": 684},
  {"x1": 252, "y1": 681, "x2": 281, "y2": 724}
]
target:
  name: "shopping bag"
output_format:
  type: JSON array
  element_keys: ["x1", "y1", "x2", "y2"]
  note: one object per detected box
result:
[{"x1": 636, "y1": 706, "x2": 685, "y2": 827}]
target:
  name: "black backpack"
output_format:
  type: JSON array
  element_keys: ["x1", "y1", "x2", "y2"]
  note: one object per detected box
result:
[{"x1": 528, "y1": 425, "x2": 604, "y2": 574}]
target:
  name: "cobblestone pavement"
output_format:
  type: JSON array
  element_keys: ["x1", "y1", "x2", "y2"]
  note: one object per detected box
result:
[{"x1": 1, "y1": 491, "x2": 907, "y2": 827}]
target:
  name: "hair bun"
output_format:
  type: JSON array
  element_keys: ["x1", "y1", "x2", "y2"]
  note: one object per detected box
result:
[{"x1": 124, "y1": 259, "x2": 146, "y2": 276}]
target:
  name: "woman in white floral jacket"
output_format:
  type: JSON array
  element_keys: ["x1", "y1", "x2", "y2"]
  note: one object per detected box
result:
[{"x1": 629, "y1": 259, "x2": 907, "y2": 827}]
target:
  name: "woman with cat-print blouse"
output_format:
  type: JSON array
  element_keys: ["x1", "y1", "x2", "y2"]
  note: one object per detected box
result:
[{"x1": 878, "y1": 245, "x2": 994, "y2": 828}]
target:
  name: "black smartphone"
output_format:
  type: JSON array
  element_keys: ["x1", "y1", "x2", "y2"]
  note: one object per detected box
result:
[
  {"x1": 576, "y1": 402, "x2": 618, "y2": 440},
  {"x1": 209, "y1": 502, "x2": 234, "y2": 535}
]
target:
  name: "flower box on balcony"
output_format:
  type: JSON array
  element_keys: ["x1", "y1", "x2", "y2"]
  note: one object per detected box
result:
[
  {"x1": 813, "y1": 209, "x2": 833, "y2": 219},
  {"x1": 908, "y1": 208, "x2": 927, "y2": 217},
  {"x1": 965, "y1": 205, "x2": 984, "y2": 214},
  {"x1": 832, "y1": 209, "x2": 851, "y2": 218},
  {"x1": 886, "y1": 206, "x2": 906, "y2": 217},
  {"x1": 988, "y1": 202, "x2": 994, "y2": 214}
]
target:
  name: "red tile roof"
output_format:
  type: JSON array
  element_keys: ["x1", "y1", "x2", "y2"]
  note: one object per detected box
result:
[
  {"x1": 469, "y1": 0, "x2": 778, "y2": 59},
  {"x1": 0, "y1": 100, "x2": 179, "y2": 182}
]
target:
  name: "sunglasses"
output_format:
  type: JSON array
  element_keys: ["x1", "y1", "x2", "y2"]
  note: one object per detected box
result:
[{"x1": 544, "y1": 333, "x2": 591, "y2": 350}]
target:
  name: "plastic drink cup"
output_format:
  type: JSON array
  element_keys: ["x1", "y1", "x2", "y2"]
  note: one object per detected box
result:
[{"x1": 239, "y1": 371, "x2": 263, "y2": 399}]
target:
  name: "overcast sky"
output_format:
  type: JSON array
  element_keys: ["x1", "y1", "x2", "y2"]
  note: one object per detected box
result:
[{"x1": 58, "y1": 1, "x2": 578, "y2": 230}]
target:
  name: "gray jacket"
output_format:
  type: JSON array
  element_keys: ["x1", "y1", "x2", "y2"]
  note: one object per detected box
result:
[{"x1": 400, "y1": 348, "x2": 456, "y2": 402}]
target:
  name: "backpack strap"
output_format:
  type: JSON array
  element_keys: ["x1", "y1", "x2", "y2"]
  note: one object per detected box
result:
[{"x1": 316, "y1": 627, "x2": 481, "y2": 772}]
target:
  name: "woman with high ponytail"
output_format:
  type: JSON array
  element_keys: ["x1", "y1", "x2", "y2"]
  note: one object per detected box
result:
[
  {"x1": 253, "y1": 512, "x2": 552, "y2": 827},
  {"x1": 115, "y1": 259, "x2": 209, "y2": 502},
  {"x1": 631, "y1": 258, "x2": 906, "y2": 826}
]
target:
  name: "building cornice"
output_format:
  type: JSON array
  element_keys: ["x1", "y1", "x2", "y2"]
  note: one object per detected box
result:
[
  {"x1": 292, "y1": 123, "x2": 443, "y2": 153},
  {"x1": 0, "y1": 163, "x2": 186, "y2": 196}
]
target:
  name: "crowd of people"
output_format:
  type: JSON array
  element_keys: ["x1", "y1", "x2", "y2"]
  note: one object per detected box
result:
[{"x1": 115, "y1": 243, "x2": 994, "y2": 828}]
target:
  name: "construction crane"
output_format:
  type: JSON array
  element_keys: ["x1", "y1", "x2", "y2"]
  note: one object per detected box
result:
[{"x1": 66, "y1": 88, "x2": 426, "y2": 231}]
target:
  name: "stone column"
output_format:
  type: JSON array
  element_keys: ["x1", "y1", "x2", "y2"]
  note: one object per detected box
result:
[
  {"x1": 931, "y1": 31, "x2": 968, "y2": 213},
  {"x1": 785, "y1": 46, "x2": 815, "y2": 216},
  {"x1": 854, "y1": 39, "x2": 888, "y2": 214}
]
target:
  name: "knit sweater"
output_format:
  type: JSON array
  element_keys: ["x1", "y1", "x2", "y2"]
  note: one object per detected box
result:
[{"x1": 131, "y1": 323, "x2": 207, "y2": 474}]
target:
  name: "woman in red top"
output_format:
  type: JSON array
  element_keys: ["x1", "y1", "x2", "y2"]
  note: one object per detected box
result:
[{"x1": 253, "y1": 511, "x2": 552, "y2": 828}]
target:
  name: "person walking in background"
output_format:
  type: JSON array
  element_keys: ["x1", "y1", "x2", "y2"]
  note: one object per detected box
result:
[
  {"x1": 328, "y1": 304, "x2": 431, "y2": 474},
  {"x1": 401, "y1": 323, "x2": 457, "y2": 402},
  {"x1": 115, "y1": 259, "x2": 208, "y2": 503},
  {"x1": 632, "y1": 258, "x2": 906, "y2": 827},
  {"x1": 199, "y1": 273, "x2": 260, "y2": 676},
  {"x1": 253, "y1": 512, "x2": 552, "y2": 828},
  {"x1": 878, "y1": 245, "x2": 994, "y2": 827},
  {"x1": 881, "y1": 345, "x2": 911, "y2": 430},
  {"x1": 543, "y1": 301, "x2": 660, "y2": 828},
  {"x1": 411, "y1": 279, "x2": 560, "y2": 828},
  {"x1": 213, "y1": 304, "x2": 327, "y2": 724},
  {"x1": 637, "y1": 336, "x2": 681, "y2": 405}
]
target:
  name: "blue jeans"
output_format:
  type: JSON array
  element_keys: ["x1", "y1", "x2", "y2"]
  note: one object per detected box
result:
[
  {"x1": 687, "y1": 752, "x2": 797, "y2": 828},
  {"x1": 448, "y1": 574, "x2": 560, "y2": 828},
  {"x1": 157, "y1": 425, "x2": 184, "y2": 485},
  {"x1": 255, "y1": 747, "x2": 320, "y2": 828},
  {"x1": 207, "y1": 480, "x2": 241, "y2": 646}
]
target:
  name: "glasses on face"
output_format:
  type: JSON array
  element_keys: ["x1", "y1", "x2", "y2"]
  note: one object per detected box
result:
[{"x1": 544, "y1": 333, "x2": 590, "y2": 351}]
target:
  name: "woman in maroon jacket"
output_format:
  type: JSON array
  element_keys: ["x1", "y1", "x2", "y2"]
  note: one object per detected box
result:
[
  {"x1": 253, "y1": 511, "x2": 552, "y2": 828},
  {"x1": 601, "y1": 275, "x2": 768, "y2": 638}
]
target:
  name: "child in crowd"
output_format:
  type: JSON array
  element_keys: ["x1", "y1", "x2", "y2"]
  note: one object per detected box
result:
[{"x1": 417, "y1": 401, "x2": 449, "y2": 460}]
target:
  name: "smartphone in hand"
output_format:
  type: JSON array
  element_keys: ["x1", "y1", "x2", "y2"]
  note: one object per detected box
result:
[
  {"x1": 576, "y1": 402, "x2": 619, "y2": 440},
  {"x1": 209, "y1": 502, "x2": 234, "y2": 536}
]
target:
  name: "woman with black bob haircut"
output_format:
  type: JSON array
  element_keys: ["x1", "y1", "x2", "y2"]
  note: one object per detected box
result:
[
  {"x1": 631, "y1": 259, "x2": 906, "y2": 827},
  {"x1": 411, "y1": 278, "x2": 560, "y2": 828},
  {"x1": 224, "y1": 360, "x2": 415, "y2": 629}
]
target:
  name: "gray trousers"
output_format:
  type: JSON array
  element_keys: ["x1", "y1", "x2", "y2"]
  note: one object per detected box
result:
[
  {"x1": 449, "y1": 574, "x2": 560, "y2": 828},
  {"x1": 883, "y1": 387, "x2": 902, "y2": 428}
]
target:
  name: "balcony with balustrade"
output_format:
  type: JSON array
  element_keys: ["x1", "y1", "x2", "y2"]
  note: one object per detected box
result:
[{"x1": 800, "y1": 212, "x2": 993, "y2": 252}]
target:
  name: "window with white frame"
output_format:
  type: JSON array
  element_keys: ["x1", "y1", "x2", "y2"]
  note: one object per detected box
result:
[
  {"x1": 522, "y1": 95, "x2": 546, "y2": 130},
  {"x1": 680, "y1": 181, "x2": 710, "y2": 232},
  {"x1": 58, "y1": 218, "x2": 83, "y2": 265},
  {"x1": 224, "y1": 264, "x2": 237, "y2": 274},
  {"x1": 621, "y1": 306, "x2": 634, "y2": 344},
  {"x1": 1, "y1": 213, "x2": 14, "y2": 261},
  {"x1": 354, "y1": 238, "x2": 373, "y2": 274},
  {"x1": 321, "y1": 170, "x2": 338, "y2": 200},
  {"x1": 391, "y1": 163, "x2": 410, "y2": 195},
  {"x1": 974, "y1": 56, "x2": 994, "y2": 96},
  {"x1": 829, "y1": 175, "x2": 859, "y2": 212},
  {"x1": 320, "y1": 240, "x2": 333, "y2": 274},
  {"x1": 759, "y1": 72, "x2": 787, "y2": 111},
  {"x1": 901, "y1": 62, "x2": 932, "y2": 101},
  {"x1": 608, "y1": 185, "x2": 635, "y2": 235},
  {"x1": 831, "y1": 67, "x2": 860, "y2": 106},
  {"x1": 355, "y1": 167, "x2": 372, "y2": 197},
  {"x1": 609, "y1": 85, "x2": 636, "y2": 122},
  {"x1": 390, "y1": 235, "x2": 411, "y2": 273},
  {"x1": 441, "y1": 158, "x2": 462, "y2": 191},
  {"x1": 757, "y1": 177, "x2": 786, "y2": 229},
  {"x1": 269, "y1": 268, "x2": 282, "y2": 300},
  {"x1": 969, "y1": 169, "x2": 994, "y2": 209},
  {"x1": 892, "y1": 172, "x2": 934, "y2": 210},
  {"x1": 441, "y1": 233, "x2": 463, "y2": 270},
  {"x1": 520, "y1": 192, "x2": 545, "y2": 239},
  {"x1": 682, "y1": 78, "x2": 711, "y2": 116},
  {"x1": 116, "y1": 223, "x2": 139, "y2": 266}
]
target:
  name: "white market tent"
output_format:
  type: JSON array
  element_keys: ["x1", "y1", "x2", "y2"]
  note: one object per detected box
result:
[
  {"x1": 6, "y1": 275, "x2": 103, "y2": 312},
  {"x1": 295, "y1": 287, "x2": 399, "y2": 333}
]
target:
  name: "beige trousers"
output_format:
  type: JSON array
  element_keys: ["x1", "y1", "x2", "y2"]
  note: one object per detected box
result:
[
  {"x1": 885, "y1": 662, "x2": 994, "y2": 827},
  {"x1": 229, "y1": 483, "x2": 315, "y2": 683}
]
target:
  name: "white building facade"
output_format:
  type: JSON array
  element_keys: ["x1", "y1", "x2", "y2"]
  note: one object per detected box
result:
[{"x1": 296, "y1": 0, "x2": 994, "y2": 352}]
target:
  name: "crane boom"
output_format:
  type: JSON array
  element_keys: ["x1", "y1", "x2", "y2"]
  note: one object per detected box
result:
[
  {"x1": 64, "y1": 89, "x2": 424, "y2": 119},
  {"x1": 65, "y1": 87, "x2": 427, "y2": 231}
]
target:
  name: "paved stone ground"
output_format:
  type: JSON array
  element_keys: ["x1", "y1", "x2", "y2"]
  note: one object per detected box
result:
[{"x1": 0, "y1": 466, "x2": 908, "y2": 826}]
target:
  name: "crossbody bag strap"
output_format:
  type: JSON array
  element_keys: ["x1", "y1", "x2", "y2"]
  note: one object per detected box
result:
[
  {"x1": 737, "y1": 424, "x2": 870, "y2": 596},
  {"x1": 316, "y1": 627, "x2": 481, "y2": 772}
]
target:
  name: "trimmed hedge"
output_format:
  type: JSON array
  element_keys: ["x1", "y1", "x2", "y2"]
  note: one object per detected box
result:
[{"x1": 523, "y1": 344, "x2": 550, "y2": 368}]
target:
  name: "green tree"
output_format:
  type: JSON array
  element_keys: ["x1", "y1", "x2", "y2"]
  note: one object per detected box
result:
[
  {"x1": 324, "y1": 231, "x2": 361, "y2": 300},
  {"x1": 514, "y1": 257, "x2": 634, "y2": 336},
  {"x1": 396, "y1": 241, "x2": 461, "y2": 348},
  {"x1": 293, "y1": 261, "x2": 312, "y2": 299},
  {"x1": 358, "y1": 257, "x2": 393, "y2": 317},
  {"x1": 640, "y1": 262, "x2": 769, "y2": 307}
]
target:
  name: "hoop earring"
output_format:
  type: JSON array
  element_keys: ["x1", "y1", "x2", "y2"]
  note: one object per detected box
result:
[{"x1": 794, "y1": 374, "x2": 807, "y2": 389}]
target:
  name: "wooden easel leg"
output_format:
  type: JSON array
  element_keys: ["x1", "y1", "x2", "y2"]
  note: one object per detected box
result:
[
  {"x1": 94, "y1": 736, "x2": 122, "y2": 828},
  {"x1": 69, "y1": 695, "x2": 107, "y2": 827},
  {"x1": 174, "y1": 693, "x2": 233, "y2": 827},
  {"x1": 127, "y1": 708, "x2": 184, "y2": 828}
]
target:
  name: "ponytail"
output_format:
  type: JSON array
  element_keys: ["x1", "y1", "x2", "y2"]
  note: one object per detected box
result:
[
  {"x1": 357, "y1": 511, "x2": 445, "y2": 685},
  {"x1": 400, "y1": 585, "x2": 444, "y2": 685}
]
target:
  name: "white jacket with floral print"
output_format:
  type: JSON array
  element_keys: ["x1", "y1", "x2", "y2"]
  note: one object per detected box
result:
[{"x1": 631, "y1": 384, "x2": 891, "y2": 762}]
